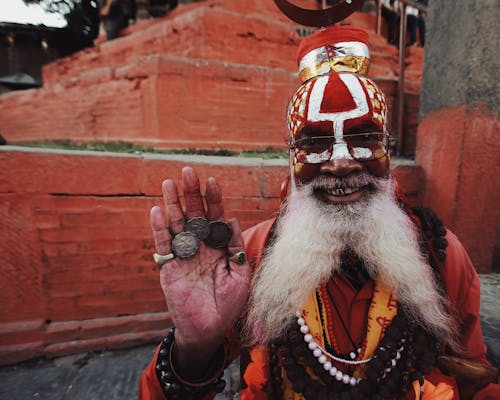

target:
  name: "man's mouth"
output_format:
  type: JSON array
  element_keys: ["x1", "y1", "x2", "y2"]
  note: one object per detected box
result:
[
  {"x1": 305, "y1": 174, "x2": 380, "y2": 204},
  {"x1": 313, "y1": 184, "x2": 371, "y2": 203},
  {"x1": 320, "y1": 186, "x2": 366, "y2": 196}
]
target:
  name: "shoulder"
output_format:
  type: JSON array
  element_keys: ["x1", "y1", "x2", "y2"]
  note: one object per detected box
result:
[
  {"x1": 243, "y1": 218, "x2": 277, "y2": 270},
  {"x1": 409, "y1": 206, "x2": 478, "y2": 306},
  {"x1": 441, "y1": 229, "x2": 480, "y2": 307}
]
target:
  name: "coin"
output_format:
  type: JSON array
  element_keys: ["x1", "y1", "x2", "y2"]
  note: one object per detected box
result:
[
  {"x1": 185, "y1": 217, "x2": 210, "y2": 241},
  {"x1": 171, "y1": 232, "x2": 200, "y2": 259},
  {"x1": 205, "y1": 221, "x2": 232, "y2": 248}
]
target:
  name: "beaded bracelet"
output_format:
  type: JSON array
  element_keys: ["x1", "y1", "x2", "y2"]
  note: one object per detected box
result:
[{"x1": 155, "y1": 327, "x2": 226, "y2": 399}]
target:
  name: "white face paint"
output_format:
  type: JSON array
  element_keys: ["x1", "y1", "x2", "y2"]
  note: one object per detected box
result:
[
  {"x1": 352, "y1": 146, "x2": 373, "y2": 160},
  {"x1": 331, "y1": 142, "x2": 352, "y2": 159},
  {"x1": 305, "y1": 149, "x2": 331, "y2": 164},
  {"x1": 306, "y1": 73, "x2": 370, "y2": 161}
]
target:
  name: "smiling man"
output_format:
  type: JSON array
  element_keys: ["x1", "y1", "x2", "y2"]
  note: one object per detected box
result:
[{"x1": 139, "y1": 24, "x2": 499, "y2": 400}]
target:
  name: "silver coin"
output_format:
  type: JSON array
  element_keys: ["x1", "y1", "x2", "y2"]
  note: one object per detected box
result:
[
  {"x1": 185, "y1": 217, "x2": 210, "y2": 241},
  {"x1": 205, "y1": 221, "x2": 232, "y2": 248},
  {"x1": 171, "y1": 232, "x2": 200, "y2": 259}
]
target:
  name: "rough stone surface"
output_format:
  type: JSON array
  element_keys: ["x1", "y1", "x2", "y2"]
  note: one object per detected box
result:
[
  {"x1": 479, "y1": 274, "x2": 500, "y2": 369},
  {"x1": 420, "y1": 0, "x2": 499, "y2": 115},
  {"x1": 0, "y1": 345, "x2": 156, "y2": 400}
]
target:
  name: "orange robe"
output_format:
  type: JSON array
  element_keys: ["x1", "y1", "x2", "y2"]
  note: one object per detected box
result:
[{"x1": 139, "y1": 218, "x2": 499, "y2": 399}]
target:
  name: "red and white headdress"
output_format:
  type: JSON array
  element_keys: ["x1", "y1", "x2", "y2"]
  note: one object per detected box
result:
[{"x1": 297, "y1": 25, "x2": 370, "y2": 83}]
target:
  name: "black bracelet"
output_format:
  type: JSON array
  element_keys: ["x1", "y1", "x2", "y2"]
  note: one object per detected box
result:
[{"x1": 155, "y1": 327, "x2": 226, "y2": 399}]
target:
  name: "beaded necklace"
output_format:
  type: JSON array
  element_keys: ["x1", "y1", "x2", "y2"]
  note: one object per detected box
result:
[{"x1": 268, "y1": 308, "x2": 439, "y2": 400}]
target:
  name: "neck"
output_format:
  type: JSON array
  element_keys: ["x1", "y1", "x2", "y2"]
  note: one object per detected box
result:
[{"x1": 339, "y1": 249, "x2": 370, "y2": 290}]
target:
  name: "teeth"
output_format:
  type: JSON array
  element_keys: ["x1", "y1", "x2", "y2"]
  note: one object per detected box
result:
[{"x1": 326, "y1": 187, "x2": 360, "y2": 196}]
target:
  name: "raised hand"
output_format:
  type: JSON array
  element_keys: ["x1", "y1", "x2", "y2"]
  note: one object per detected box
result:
[{"x1": 150, "y1": 166, "x2": 251, "y2": 374}]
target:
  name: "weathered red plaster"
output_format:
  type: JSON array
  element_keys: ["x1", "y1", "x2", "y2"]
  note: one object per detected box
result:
[{"x1": 416, "y1": 103, "x2": 499, "y2": 272}]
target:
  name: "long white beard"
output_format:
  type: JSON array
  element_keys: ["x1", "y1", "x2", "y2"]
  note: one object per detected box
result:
[{"x1": 245, "y1": 174, "x2": 457, "y2": 349}]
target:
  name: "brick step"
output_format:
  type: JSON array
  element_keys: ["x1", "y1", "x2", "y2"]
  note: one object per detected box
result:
[
  {"x1": 42, "y1": 5, "x2": 300, "y2": 86},
  {"x1": 42, "y1": 5, "x2": 417, "y2": 90},
  {"x1": 0, "y1": 313, "x2": 170, "y2": 366},
  {"x1": 0, "y1": 55, "x2": 295, "y2": 151}
]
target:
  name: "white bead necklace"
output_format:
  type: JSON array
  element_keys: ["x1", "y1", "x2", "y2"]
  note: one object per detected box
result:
[
  {"x1": 296, "y1": 311, "x2": 404, "y2": 387},
  {"x1": 296, "y1": 311, "x2": 372, "y2": 366}
]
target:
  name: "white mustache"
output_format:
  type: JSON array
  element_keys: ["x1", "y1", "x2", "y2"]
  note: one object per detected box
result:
[{"x1": 309, "y1": 173, "x2": 381, "y2": 191}]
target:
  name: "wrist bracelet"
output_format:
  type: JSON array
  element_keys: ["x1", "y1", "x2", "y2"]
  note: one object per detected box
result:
[{"x1": 155, "y1": 327, "x2": 226, "y2": 399}]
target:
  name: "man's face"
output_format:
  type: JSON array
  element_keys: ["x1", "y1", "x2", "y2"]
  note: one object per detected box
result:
[{"x1": 287, "y1": 73, "x2": 391, "y2": 204}]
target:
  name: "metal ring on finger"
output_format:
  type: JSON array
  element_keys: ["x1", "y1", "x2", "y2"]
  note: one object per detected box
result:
[
  {"x1": 229, "y1": 251, "x2": 247, "y2": 265},
  {"x1": 205, "y1": 220, "x2": 233, "y2": 248},
  {"x1": 153, "y1": 252, "x2": 175, "y2": 268},
  {"x1": 171, "y1": 231, "x2": 200, "y2": 259}
]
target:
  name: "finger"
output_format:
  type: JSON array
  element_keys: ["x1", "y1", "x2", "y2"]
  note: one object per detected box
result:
[
  {"x1": 162, "y1": 179, "x2": 185, "y2": 234},
  {"x1": 182, "y1": 167, "x2": 206, "y2": 219},
  {"x1": 227, "y1": 219, "x2": 250, "y2": 276},
  {"x1": 227, "y1": 218, "x2": 244, "y2": 254},
  {"x1": 150, "y1": 206, "x2": 172, "y2": 255},
  {"x1": 205, "y1": 177, "x2": 225, "y2": 221}
]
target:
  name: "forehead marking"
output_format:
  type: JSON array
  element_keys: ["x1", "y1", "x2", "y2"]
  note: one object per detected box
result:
[
  {"x1": 307, "y1": 74, "x2": 369, "y2": 141},
  {"x1": 307, "y1": 74, "x2": 370, "y2": 162}
]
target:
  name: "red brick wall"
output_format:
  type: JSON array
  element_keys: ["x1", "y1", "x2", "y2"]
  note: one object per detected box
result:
[{"x1": 0, "y1": 147, "x2": 422, "y2": 365}]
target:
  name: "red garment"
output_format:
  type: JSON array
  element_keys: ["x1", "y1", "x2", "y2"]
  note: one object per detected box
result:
[{"x1": 138, "y1": 218, "x2": 499, "y2": 399}]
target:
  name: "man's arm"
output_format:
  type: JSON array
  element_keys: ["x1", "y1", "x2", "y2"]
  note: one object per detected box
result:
[
  {"x1": 138, "y1": 167, "x2": 251, "y2": 399},
  {"x1": 440, "y1": 231, "x2": 487, "y2": 362},
  {"x1": 439, "y1": 231, "x2": 500, "y2": 398}
]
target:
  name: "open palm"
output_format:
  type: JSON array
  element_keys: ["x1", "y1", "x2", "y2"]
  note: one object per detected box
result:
[{"x1": 150, "y1": 167, "x2": 251, "y2": 354}]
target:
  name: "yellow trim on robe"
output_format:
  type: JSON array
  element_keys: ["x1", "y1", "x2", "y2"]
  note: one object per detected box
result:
[{"x1": 282, "y1": 279, "x2": 397, "y2": 398}]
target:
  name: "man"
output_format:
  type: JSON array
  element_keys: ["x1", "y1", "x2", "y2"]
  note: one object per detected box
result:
[
  {"x1": 406, "y1": 4, "x2": 419, "y2": 47},
  {"x1": 99, "y1": 0, "x2": 137, "y2": 40},
  {"x1": 139, "y1": 24, "x2": 499, "y2": 399},
  {"x1": 381, "y1": 0, "x2": 399, "y2": 45}
]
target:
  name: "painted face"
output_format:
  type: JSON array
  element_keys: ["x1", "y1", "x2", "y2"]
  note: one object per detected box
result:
[{"x1": 287, "y1": 72, "x2": 391, "y2": 183}]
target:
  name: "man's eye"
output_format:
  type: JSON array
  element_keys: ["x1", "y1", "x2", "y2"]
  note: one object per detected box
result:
[
  {"x1": 356, "y1": 134, "x2": 375, "y2": 142},
  {"x1": 303, "y1": 138, "x2": 317, "y2": 146},
  {"x1": 347, "y1": 133, "x2": 384, "y2": 145},
  {"x1": 301, "y1": 139, "x2": 326, "y2": 151},
  {"x1": 299, "y1": 137, "x2": 331, "y2": 146}
]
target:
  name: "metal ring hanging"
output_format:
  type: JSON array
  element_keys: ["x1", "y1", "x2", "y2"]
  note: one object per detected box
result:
[{"x1": 273, "y1": 0, "x2": 365, "y2": 27}]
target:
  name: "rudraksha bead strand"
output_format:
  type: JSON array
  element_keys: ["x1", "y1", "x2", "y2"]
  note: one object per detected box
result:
[{"x1": 155, "y1": 327, "x2": 226, "y2": 399}]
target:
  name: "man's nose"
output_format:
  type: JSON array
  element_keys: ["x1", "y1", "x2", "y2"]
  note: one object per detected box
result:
[
  {"x1": 319, "y1": 144, "x2": 364, "y2": 176},
  {"x1": 320, "y1": 157, "x2": 364, "y2": 176}
]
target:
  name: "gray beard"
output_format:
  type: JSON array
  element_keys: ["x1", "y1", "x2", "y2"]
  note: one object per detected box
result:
[{"x1": 244, "y1": 173, "x2": 457, "y2": 349}]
